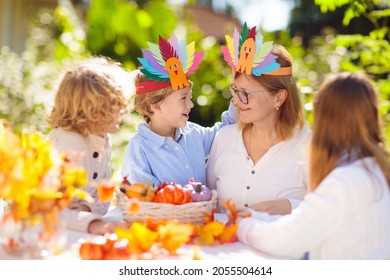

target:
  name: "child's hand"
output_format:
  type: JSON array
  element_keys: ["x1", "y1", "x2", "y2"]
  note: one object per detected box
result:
[{"x1": 88, "y1": 220, "x2": 127, "y2": 235}]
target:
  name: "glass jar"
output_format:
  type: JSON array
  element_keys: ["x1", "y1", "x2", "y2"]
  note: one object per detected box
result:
[{"x1": 0, "y1": 215, "x2": 67, "y2": 259}]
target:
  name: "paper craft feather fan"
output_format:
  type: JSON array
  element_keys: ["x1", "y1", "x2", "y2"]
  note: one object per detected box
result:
[
  {"x1": 137, "y1": 33, "x2": 204, "y2": 93},
  {"x1": 221, "y1": 22, "x2": 292, "y2": 76}
]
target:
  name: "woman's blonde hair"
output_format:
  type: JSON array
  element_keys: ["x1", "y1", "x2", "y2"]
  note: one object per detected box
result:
[
  {"x1": 133, "y1": 69, "x2": 192, "y2": 123},
  {"x1": 309, "y1": 72, "x2": 390, "y2": 190},
  {"x1": 47, "y1": 57, "x2": 130, "y2": 136},
  {"x1": 235, "y1": 44, "x2": 304, "y2": 141}
]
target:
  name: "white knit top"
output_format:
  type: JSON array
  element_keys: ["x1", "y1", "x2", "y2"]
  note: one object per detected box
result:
[
  {"x1": 237, "y1": 157, "x2": 390, "y2": 259},
  {"x1": 47, "y1": 128, "x2": 111, "y2": 215}
]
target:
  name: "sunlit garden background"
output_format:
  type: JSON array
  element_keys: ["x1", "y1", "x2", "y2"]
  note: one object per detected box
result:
[{"x1": 1, "y1": 0, "x2": 389, "y2": 177}]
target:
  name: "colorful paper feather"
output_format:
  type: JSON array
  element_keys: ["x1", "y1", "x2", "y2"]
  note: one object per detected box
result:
[
  {"x1": 138, "y1": 33, "x2": 204, "y2": 90},
  {"x1": 159, "y1": 36, "x2": 178, "y2": 61},
  {"x1": 186, "y1": 52, "x2": 204, "y2": 74},
  {"x1": 142, "y1": 49, "x2": 168, "y2": 75},
  {"x1": 238, "y1": 22, "x2": 248, "y2": 52},
  {"x1": 221, "y1": 22, "x2": 283, "y2": 76},
  {"x1": 233, "y1": 28, "x2": 239, "y2": 65},
  {"x1": 178, "y1": 40, "x2": 188, "y2": 68}
]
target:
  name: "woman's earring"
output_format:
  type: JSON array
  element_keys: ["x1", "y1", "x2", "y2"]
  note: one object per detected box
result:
[{"x1": 275, "y1": 105, "x2": 279, "y2": 110}]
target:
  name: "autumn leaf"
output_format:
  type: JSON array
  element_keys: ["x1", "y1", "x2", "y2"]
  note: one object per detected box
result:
[
  {"x1": 218, "y1": 224, "x2": 238, "y2": 243},
  {"x1": 97, "y1": 181, "x2": 116, "y2": 202},
  {"x1": 191, "y1": 246, "x2": 203, "y2": 260},
  {"x1": 157, "y1": 221, "x2": 194, "y2": 255},
  {"x1": 204, "y1": 208, "x2": 214, "y2": 223},
  {"x1": 144, "y1": 217, "x2": 159, "y2": 232},
  {"x1": 221, "y1": 199, "x2": 238, "y2": 225},
  {"x1": 189, "y1": 224, "x2": 202, "y2": 243},
  {"x1": 198, "y1": 221, "x2": 224, "y2": 244},
  {"x1": 127, "y1": 198, "x2": 141, "y2": 215},
  {"x1": 115, "y1": 223, "x2": 158, "y2": 253},
  {"x1": 73, "y1": 189, "x2": 94, "y2": 203}
]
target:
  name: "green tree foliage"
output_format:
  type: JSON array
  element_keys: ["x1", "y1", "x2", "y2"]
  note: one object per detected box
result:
[
  {"x1": 0, "y1": 46, "x2": 64, "y2": 134},
  {"x1": 86, "y1": 0, "x2": 177, "y2": 68},
  {"x1": 313, "y1": 0, "x2": 390, "y2": 143}
]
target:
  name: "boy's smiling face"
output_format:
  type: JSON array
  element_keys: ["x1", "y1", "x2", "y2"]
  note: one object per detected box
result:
[{"x1": 150, "y1": 86, "x2": 194, "y2": 138}]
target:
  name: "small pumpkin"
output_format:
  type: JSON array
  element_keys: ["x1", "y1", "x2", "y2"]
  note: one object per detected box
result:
[
  {"x1": 79, "y1": 241, "x2": 104, "y2": 260},
  {"x1": 125, "y1": 183, "x2": 155, "y2": 202},
  {"x1": 184, "y1": 178, "x2": 212, "y2": 202},
  {"x1": 154, "y1": 183, "x2": 192, "y2": 204}
]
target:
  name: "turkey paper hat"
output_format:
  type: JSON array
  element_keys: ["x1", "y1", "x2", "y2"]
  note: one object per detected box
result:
[
  {"x1": 221, "y1": 22, "x2": 292, "y2": 76},
  {"x1": 136, "y1": 33, "x2": 204, "y2": 94}
]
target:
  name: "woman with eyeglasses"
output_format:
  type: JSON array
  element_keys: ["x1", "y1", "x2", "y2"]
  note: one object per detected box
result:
[{"x1": 206, "y1": 24, "x2": 311, "y2": 215}]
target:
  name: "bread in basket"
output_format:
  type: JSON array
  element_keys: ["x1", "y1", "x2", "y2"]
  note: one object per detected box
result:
[{"x1": 115, "y1": 188, "x2": 217, "y2": 224}]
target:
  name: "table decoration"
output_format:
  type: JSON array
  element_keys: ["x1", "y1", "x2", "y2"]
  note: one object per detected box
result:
[
  {"x1": 0, "y1": 122, "x2": 91, "y2": 258},
  {"x1": 79, "y1": 182, "x2": 242, "y2": 260}
]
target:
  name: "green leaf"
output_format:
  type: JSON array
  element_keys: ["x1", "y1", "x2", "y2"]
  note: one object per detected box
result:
[
  {"x1": 342, "y1": 2, "x2": 366, "y2": 26},
  {"x1": 369, "y1": 27, "x2": 389, "y2": 40},
  {"x1": 370, "y1": 8, "x2": 390, "y2": 19},
  {"x1": 314, "y1": 0, "x2": 350, "y2": 13}
]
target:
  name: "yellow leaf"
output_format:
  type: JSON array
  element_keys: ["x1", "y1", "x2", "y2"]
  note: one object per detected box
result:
[
  {"x1": 116, "y1": 223, "x2": 157, "y2": 253},
  {"x1": 157, "y1": 221, "x2": 194, "y2": 254},
  {"x1": 218, "y1": 224, "x2": 238, "y2": 243},
  {"x1": 199, "y1": 221, "x2": 224, "y2": 244},
  {"x1": 73, "y1": 189, "x2": 94, "y2": 203}
]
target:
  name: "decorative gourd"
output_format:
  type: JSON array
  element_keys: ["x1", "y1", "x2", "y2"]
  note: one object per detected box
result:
[
  {"x1": 125, "y1": 183, "x2": 155, "y2": 202},
  {"x1": 184, "y1": 178, "x2": 212, "y2": 202},
  {"x1": 154, "y1": 183, "x2": 192, "y2": 204},
  {"x1": 156, "y1": 181, "x2": 174, "y2": 192}
]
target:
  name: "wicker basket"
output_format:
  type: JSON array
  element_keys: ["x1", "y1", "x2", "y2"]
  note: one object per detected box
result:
[{"x1": 115, "y1": 189, "x2": 217, "y2": 224}]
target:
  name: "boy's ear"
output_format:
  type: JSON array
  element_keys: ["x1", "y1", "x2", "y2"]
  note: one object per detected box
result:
[{"x1": 150, "y1": 102, "x2": 161, "y2": 113}]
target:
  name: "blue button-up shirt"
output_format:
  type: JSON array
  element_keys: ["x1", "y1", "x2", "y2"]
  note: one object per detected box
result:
[{"x1": 121, "y1": 103, "x2": 236, "y2": 188}]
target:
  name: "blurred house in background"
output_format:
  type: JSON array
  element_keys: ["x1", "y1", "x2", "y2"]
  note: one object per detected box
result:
[
  {"x1": 0, "y1": 0, "x2": 57, "y2": 53},
  {"x1": 185, "y1": 5, "x2": 241, "y2": 43}
]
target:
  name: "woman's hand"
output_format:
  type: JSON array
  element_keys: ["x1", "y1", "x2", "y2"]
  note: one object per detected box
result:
[
  {"x1": 68, "y1": 202, "x2": 91, "y2": 212},
  {"x1": 226, "y1": 207, "x2": 252, "y2": 224},
  {"x1": 250, "y1": 199, "x2": 292, "y2": 215}
]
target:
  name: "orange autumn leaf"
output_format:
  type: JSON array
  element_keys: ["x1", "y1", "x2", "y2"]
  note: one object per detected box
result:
[
  {"x1": 157, "y1": 221, "x2": 194, "y2": 255},
  {"x1": 115, "y1": 223, "x2": 157, "y2": 253},
  {"x1": 127, "y1": 198, "x2": 141, "y2": 215},
  {"x1": 218, "y1": 224, "x2": 238, "y2": 243},
  {"x1": 97, "y1": 181, "x2": 116, "y2": 202},
  {"x1": 198, "y1": 221, "x2": 224, "y2": 244},
  {"x1": 204, "y1": 208, "x2": 214, "y2": 223},
  {"x1": 144, "y1": 217, "x2": 160, "y2": 232},
  {"x1": 191, "y1": 246, "x2": 203, "y2": 260},
  {"x1": 189, "y1": 224, "x2": 202, "y2": 243},
  {"x1": 221, "y1": 199, "x2": 238, "y2": 225}
]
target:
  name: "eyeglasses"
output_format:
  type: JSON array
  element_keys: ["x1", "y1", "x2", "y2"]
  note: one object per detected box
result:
[
  {"x1": 230, "y1": 84, "x2": 261, "y2": 105},
  {"x1": 229, "y1": 84, "x2": 271, "y2": 105}
]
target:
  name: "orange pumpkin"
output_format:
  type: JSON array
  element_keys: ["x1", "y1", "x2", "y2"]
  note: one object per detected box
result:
[
  {"x1": 154, "y1": 183, "x2": 192, "y2": 205},
  {"x1": 103, "y1": 240, "x2": 131, "y2": 260},
  {"x1": 79, "y1": 242, "x2": 104, "y2": 260},
  {"x1": 125, "y1": 183, "x2": 155, "y2": 202}
]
